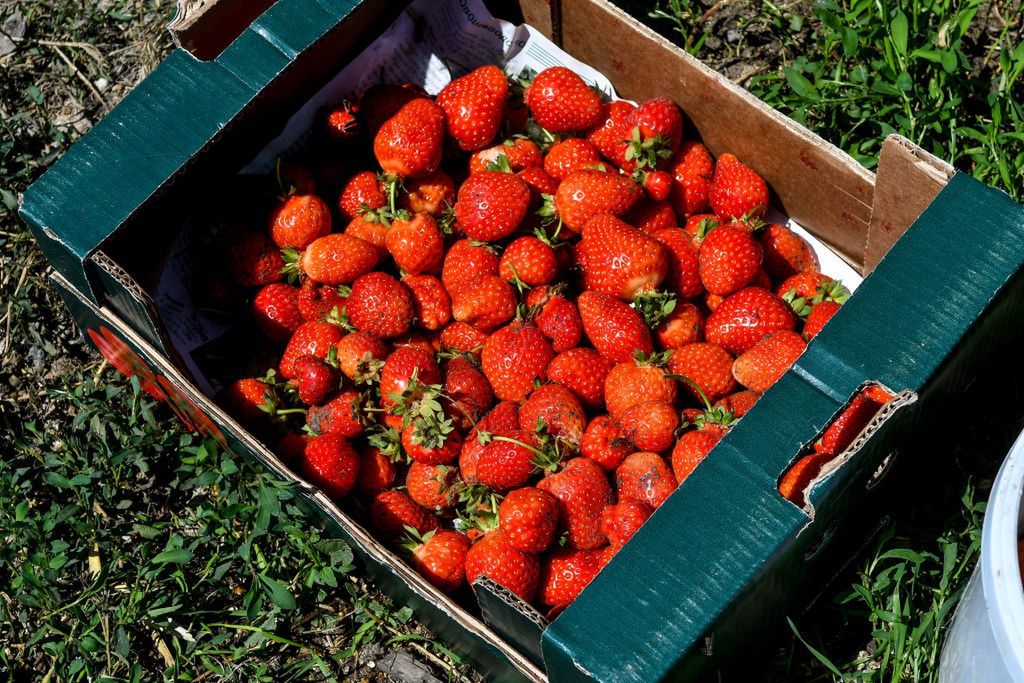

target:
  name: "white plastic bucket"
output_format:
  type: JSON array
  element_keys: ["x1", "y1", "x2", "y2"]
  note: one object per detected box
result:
[{"x1": 940, "y1": 428, "x2": 1024, "y2": 682}]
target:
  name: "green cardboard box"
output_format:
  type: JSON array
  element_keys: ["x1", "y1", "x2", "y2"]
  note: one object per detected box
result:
[{"x1": 21, "y1": 0, "x2": 1024, "y2": 680}]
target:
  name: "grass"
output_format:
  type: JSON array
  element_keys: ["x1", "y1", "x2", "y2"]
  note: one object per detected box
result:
[{"x1": 1, "y1": 0, "x2": 1023, "y2": 680}]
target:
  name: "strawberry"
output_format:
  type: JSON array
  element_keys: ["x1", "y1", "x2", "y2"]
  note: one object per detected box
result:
[
  {"x1": 601, "y1": 499, "x2": 652, "y2": 549},
  {"x1": 580, "y1": 415, "x2": 634, "y2": 471},
  {"x1": 360, "y1": 83, "x2": 426, "y2": 136},
  {"x1": 652, "y1": 228, "x2": 704, "y2": 300},
  {"x1": 537, "y1": 457, "x2": 613, "y2": 550},
  {"x1": 408, "y1": 529, "x2": 472, "y2": 593},
  {"x1": 291, "y1": 355, "x2": 340, "y2": 405},
  {"x1": 297, "y1": 280, "x2": 347, "y2": 322},
  {"x1": 301, "y1": 434, "x2": 359, "y2": 499},
  {"x1": 778, "y1": 452, "x2": 829, "y2": 507},
  {"x1": 525, "y1": 67, "x2": 602, "y2": 133},
  {"x1": 454, "y1": 171, "x2": 530, "y2": 241},
  {"x1": 392, "y1": 332, "x2": 440, "y2": 356},
  {"x1": 306, "y1": 391, "x2": 364, "y2": 437},
  {"x1": 482, "y1": 323, "x2": 555, "y2": 402},
  {"x1": 708, "y1": 152, "x2": 769, "y2": 220},
  {"x1": 440, "y1": 321, "x2": 489, "y2": 355},
  {"x1": 714, "y1": 390, "x2": 760, "y2": 420},
  {"x1": 579, "y1": 214, "x2": 669, "y2": 300},
  {"x1": 373, "y1": 98, "x2": 445, "y2": 178},
  {"x1": 671, "y1": 428, "x2": 724, "y2": 484},
  {"x1": 625, "y1": 200, "x2": 678, "y2": 234},
  {"x1": 667, "y1": 342, "x2": 737, "y2": 404},
  {"x1": 346, "y1": 272, "x2": 414, "y2": 338},
  {"x1": 337, "y1": 171, "x2": 386, "y2": 223},
  {"x1": 280, "y1": 321, "x2": 345, "y2": 379},
  {"x1": 803, "y1": 300, "x2": 841, "y2": 339},
  {"x1": 476, "y1": 430, "x2": 542, "y2": 491},
  {"x1": 441, "y1": 239, "x2": 500, "y2": 295},
  {"x1": 684, "y1": 213, "x2": 721, "y2": 246},
  {"x1": 468, "y1": 138, "x2": 543, "y2": 175},
  {"x1": 385, "y1": 212, "x2": 444, "y2": 276},
  {"x1": 276, "y1": 162, "x2": 317, "y2": 195},
  {"x1": 436, "y1": 64, "x2": 508, "y2": 151},
  {"x1": 816, "y1": 392, "x2": 887, "y2": 456},
  {"x1": 357, "y1": 445, "x2": 396, "y2": 495},
  {"x1": 698, "y1": 224, "x2": 763, "y2": 296},
  {"x1": 451, "y1": 274, "x2": 517, "y2": 333},
  {"x1": 334, "y1": 331, "x2": 389, "y2": 382},
  {"x1": 577, "y1": 290, "x2": 653, "y2": 364},
  {"x1": 443, "y1": 355, "x2": 495, "y2": 431},
  {"x1": 615, "y1": 451, "x2": 677, "y2": 509},
  {"x1": 291, "y1": 233, "x2": 380, "y2": 285},
  {"x1": 498, "y1": 487, "x2": 560, "y2": 554},
  {"x1": 276, "y1": 432, "x2": 310, "y2": 462},
  {"x1": 269, "y1": 194, "x2": 333, "y2": 249},
  {"x1": 527, "y1": 287, "x2": 582, "y2": 353},
  {"x1": 623, "y1": 97, "x2": 684, "y2": 171},
  {"x1": 325, "y1": 101, "x2": 359, "y2": 144},
  {"x1": 586, "y1": 100, "x2": 635, "y2": 168},
  {"x1": 655, "y1": 302, "x2": 705, "y2": 350},
  {"x1": 227, "y1": 231, "x2": 284, "y2": 286},
  {"x1": 399, "y1": 169, "x2": 456, "y2": 217},
  {"x1": 370, "y1": 489, "x2": 440, "y2": 540},
  {"x1": 544, "y1": 138, "x2": 604, "y2": 180},
  {"x1": 500, "y1": 236, "x2": 558, "y2": 288},
  {"x1": 406, "y1": 462, "x2": 459, "y2": 511},
  {"x1": 547, "y1": 347, "x2": 612, "y2": 410},
  {"x1": 759, "y1": 223, "x2": 819, "y2": 280},
  {"x1": 402, "y1": 274, "x2": 451, "y2": 331},
  {"x1": 705, "y1": 287, "x2": 796, "y2": 355},
  {"x1": 668, "y1": 140, "x2": 713, "y2": 218},
  {"x1": 775, "y1": 272, "x2": 832, "y2": 301},
  {"x1": 379, "y1": 347, "x2": 442, "y2": 411},
  {"x1": 617, "y1": 400, "x2": 679, "y2": 453},
  {"x1": 520, "y1": 383, "x2": 587, "y2": 448},
  {"x1": 732, "y1": 330, "x2": 806, "y2": 392},
  {"x1": 252, "y1": 283, "x2": 304, "y2": 343},
  {"x1": 401, "y1": 422, "x2": 463, "y2": 465},
  {"x1": 226, "y1": 378, "x2": 274, "y2": 424},
  {"x1": 554, "y1": 170, "x2": 641, "y2": 233},
  {"x1": 464, "y1": 531, "x2": 540, "y2": 602},
  {"x1": 639, "y1": 170, "x2": 673, "y2": 202},
  {"x1": 603, "y1": 351, "x2": 677, "y2": 418},
  {"x1": 517, "y1": 166, "x2": 561, "y2": 206},
  {"x1": 344, "y1": 215, "x2": 389, "y2": 259},
  {"x1": 461, "y1": 401, "x2": 522, "y2": 483},
  {"x1": 538, "y1": 546, "x2": 604, "y2": 612}
]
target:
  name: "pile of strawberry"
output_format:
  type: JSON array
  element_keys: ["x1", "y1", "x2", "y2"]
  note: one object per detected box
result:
[{"x1": 221, "y1": 63, "x2": 869, "y2": 615}]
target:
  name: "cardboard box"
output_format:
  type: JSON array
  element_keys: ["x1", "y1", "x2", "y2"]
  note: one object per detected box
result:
[{"x1": 21, "y1": 0, "x2": 1024, "y2": 680}]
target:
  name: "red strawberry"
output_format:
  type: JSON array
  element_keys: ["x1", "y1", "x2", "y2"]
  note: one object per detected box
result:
[
  {"x1": 708, "y1": 152, "x2": 769, "y2": 220},
  {"x1": 500, "y1": 237, "x2": 558, "y2": 288},
  {"x1": 280, "y1": 321, "x2": 345, "y2": 379},
  {"x1": 325, "y1": 101, "x2": 359, "y2": 144},
  {"x1": 617, "y1": 400, "x2": 679, "y2": 453},
  {"x1": 440, "y1": 321, "x2": 489, "y2": 355},
  {"x1": 252, "y1": 283, "x2": 303, "y2": 343},
  {"x1": 443, "y1": 355, "x2": 494, "y2": 431},
  {"x1": 226, "y1": 378, "x2": 273, "y2": 423},
  {"x1": 276, "y1": 432, "x2": 310, "y2": 462},
  {"x1": 698, "y1": 225, "x2": 763, "y2": 296},
  {"x1": 482, "y1": 323, "x2": 555, "y2": 402},
  {"x1": 804, "y1": 300, "x2": 841, "y2": 339},
  {"x1": 554, "y1": 170, "x2": 641, "y2": 233},
  {"x1": 639, "y1": 170, "x2": 673, "y2": 201},
  {"x1": 653, "y1": 227, "x2": 703, "y2": 299},
  {"x1": 547, "y1": 347, "x2": 612, "y2": 410},
  {"x1": 477, "y1": 431, "x2": 541, "y2": 492},
  {"x1": 520, "y1": 383, "x2": 586, "y2": 448},
  {"x1": 451, "y1": 274, "x2": 517, "y2": 333},
  {"x1": 409, "y1": 529, "x2": 472, "y2": 593},
  {"x1": 759, "y1": 223, "x2": 819, "y2": 280},
  {"x1": 517, "y1": 166, "x2": 560, "y2": 205},
  {"x1": 337, "y1": 171, "x2": 386, "y2": 223},
  {"x1": 537, "y1": 457, "x2": 613, "y2": 550},
  {"x1": 498, "y1": 487, "x2": 560, "y2": 554},
  {"x1": 228, "y1": 231, "x2": 285, "y2": 286},
  {"x1": 307, "y1": 391, "x2": 365, "y2": 437},
  {"x1": 538, "y1": 546, "x2": 604, "y2": 611},
  {"x1": 373, "y1": 98, "x2": 445, "y2": 178},
  {"x1": 705, "y1": 287, "x2": 796, "y2": 355},
  {"x1": 579, "y1": 214, "x2": 669, "y2": 300},
  {"x1": 668, "y1": 140, "x2": 714, "y2": 218},
  {"x1": 276, "y1": 162, "x2": 316, "y2": 195},
  {"x1": 623, "y1": 97, "x2": 683, "y2": 171},
  {"x1": 344, "y1": 215, "x2": 389, "y2": 259},
  {"x1": 525, "y1": 67, "x2": 602, "y2": 133},
  {"x1": 393, "y1": 331, "x2": 442, "y2": 356},
  {"x1": 775, "y1": 272, "x2": 832, "y2": 301},
  {"x1": 297, "y1": 280, "x2": 347, "y2": 322},
  {"x1": 714, "y1": 390, "x2": 760, "y2": 420},
  {"x1": 379, "y1": 347, "x2": 442, "y2": 411},
  {"x1": 441, "y1": 239, "x2": 500, "y2": 295},
  {"x1": 461, "y1": 401, "x2": 522, "y2": 483},
  {"x1": 603, "y1": 351, "x2": 677, "y2": 418},
  {"x1": 586, "y1": 100, "x2": 635, "y2": 168},
  {"x1": 293, "y1": 233, "x2": 380, "y2": 285},
  {"x1": 399, "y1": 169, "x2": 456, "y2": 216},
  {"x1": 655, "y1": 302, "x2": 705, "y2": 350},
  {"x1": 357, "y1": 446, "x2": 396, "y2": 495},
  {"x1": 370, "y1": 490, "x2": 440, "y2": 540},
  {"x1": 436, "y1": 65, "x2": 508, "y2": 151},
  {"x1": 400, "y1": 274, "x2": 451, "y2": 331},
  {"x1": 667, "y1": 342, "x2": 737, "y2": 404},
  {"x1": 778, "y1": 452, "x2": 829, "y2": 507},
  {"x1": 601, "y1": 499, "x2": 652, "y2": 549},
  {"x1": 732, "y1": 330, "x2": 806, "y2": 392},
  {"x1": 816, "y1": 392, "x2": 887, "y2": 456},
  {"x1": 291, "y1": 355, "x2": 340, "y2": 405},
  {"x1": 454, "y1": 171, "x2": 530, "y2": 241},
  {"x1": 346, "y1": 272, "x2": 414, "y2": 338},
  {"x1": 683, "y1": 213, "x2": 721, "y2": 246},
  {"x1": 464, "y1": 531, "x2": 540, "y2": 602},
  {"x1": 401, "y1": 423, "x2": 463, "y2": 465},
  {"x1": 580, "y1": 415, "x2": 634, "y2": 471},
  {"x1": 360, "y1": 83, "x2": 426, "y2": 136},
  {"x1": 385, "y1": 212, "x2": 444, "y2": 276},
  {"x1": 269, "y1": 194, "x2": 332, "y2": 249},
  {"x1": 334, "y1": 331, "x2": 389, "y2": 382},
  {"x1": 625, "y1": 200, "x2": 678, "y2": 234},
  {"x1": 544, "y1": 138, "x2": 604, "y2": 180},
  {"x1": 405, "y1": 462, "x2": 458, "y2": 511},
  {"x1": 577, "y1": 290, "x2": 653, "y2": 364},
  {"x1": 615, "y1": 451, "x2": 677, "y2": 509},
  {"x1": 301, "y1": 434, "x2": 359, "y2": 499},
  {"x1": 468, "y1": 138, "x2": 543, "y2": 175},
  {"x1": 671, "y1": 428, "x2": 724, "y2": 484},
  {"x1": 527, "y1": 288, "x2": 583, "y2": 353}
]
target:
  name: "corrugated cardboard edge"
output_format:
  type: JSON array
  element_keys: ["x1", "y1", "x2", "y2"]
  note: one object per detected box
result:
[
  {"x1": 52, "y1": 269, "x2": 547, "y2": 683},
  {"x1": 170, "y1": 0, "x2": 280, "y2": 59}
]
